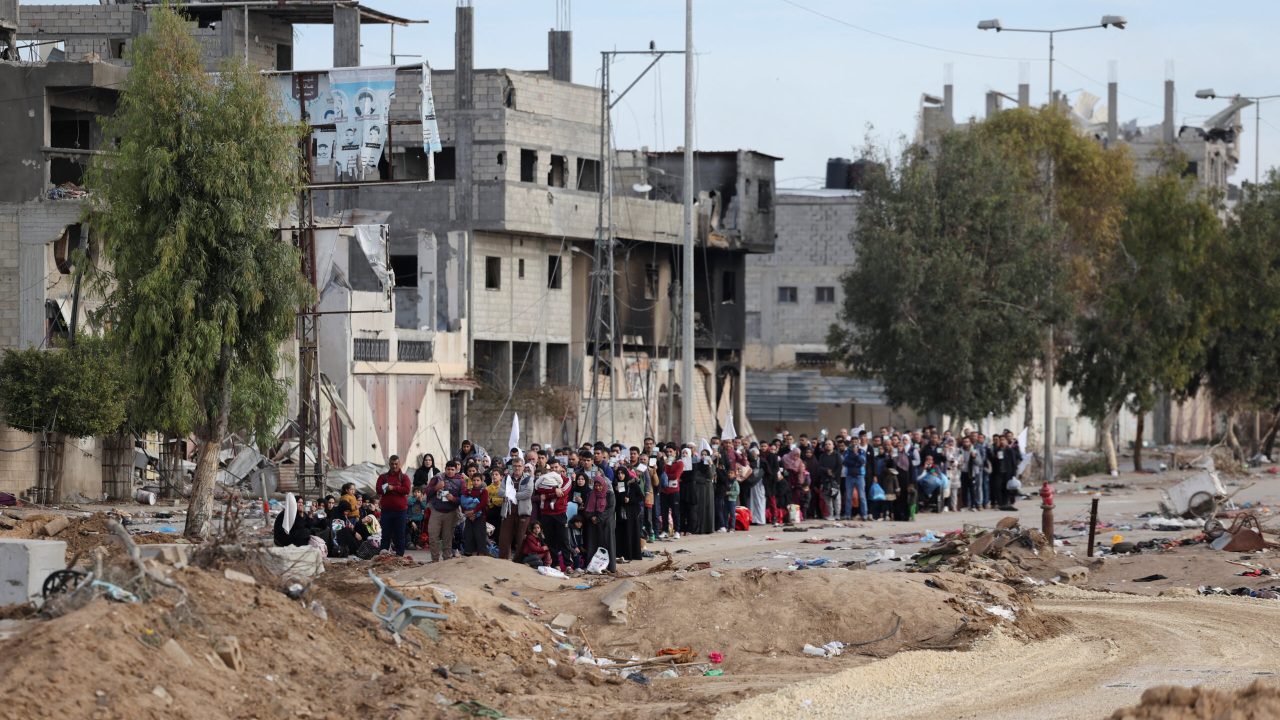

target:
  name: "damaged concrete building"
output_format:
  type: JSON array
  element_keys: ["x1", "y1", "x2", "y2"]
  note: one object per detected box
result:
[{"x1": 0, "y1": 0, "x2": 777, "y2": 501}]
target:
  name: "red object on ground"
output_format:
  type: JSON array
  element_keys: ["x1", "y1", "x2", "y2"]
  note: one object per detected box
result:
[
  {"x1": 708, "y1": 652, "x2": 724, "y2": 664},
  {"x1": 1040, "y1": 482, "x2": 1055, "y2": 507},
  {"x1": 734, "y1": 506, "x2": 751, "y2": 531}
]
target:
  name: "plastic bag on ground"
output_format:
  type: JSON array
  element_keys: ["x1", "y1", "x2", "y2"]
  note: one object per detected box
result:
[{"x1": 585, "y1": 547, "x2": 611, "y2": 574}]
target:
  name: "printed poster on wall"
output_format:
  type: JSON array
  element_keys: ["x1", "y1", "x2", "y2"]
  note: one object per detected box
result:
[
  {"x1": 329, "y1": 67, "x2": 396, "y2": 181},
  {"x1": 420, "y1": 63, "x2": 443, "y2": 155}
]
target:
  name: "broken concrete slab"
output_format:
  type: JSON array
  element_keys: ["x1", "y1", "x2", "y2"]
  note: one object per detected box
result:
[
  {"x1": 214, "y1": 636, "x2": 243, "y2": 672},
  {"x1": 42, "y1": 516, "x2": 70, "y2": 537},
  {"x1": 223, "y1": 569, "x2": 256, "y2": 585},
  {"x1": 550, "y1": 612, "x2": 578, "y2": 630},
  {"x1": 0, "y1": 539, "x2": 66, "y2": 606},
  {"x1": 600, "y1": 580, "x2": 636, "y2": 625},
  {"x1": 258, "y1": 545, "x2": 325, "y2": 580},
  {"x1": 138, "y1": 544, "x2": 192, "y2": 568}
]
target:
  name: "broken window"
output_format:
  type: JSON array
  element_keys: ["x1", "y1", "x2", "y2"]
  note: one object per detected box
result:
[
  {"x1": 721, "y1": 270, "x2": 737, "y2": 304},
  {"x1": 548, "y1": 255, "x2": 563, "y2": 289},
  {"x1": 435, "y1": 146, "x2": 456, "y2": 180},
  {"x1": 815, "y1": 286, "x2": 835, "y2": 304},
  {"x1": 778, "y1": 286, "x2": 797, "y2": 303},
  {"x1": 389, "y1": 254, "x2": 418, "y2": 287},
  {"x1": 576, "y1": 158, "x2": 600, "y2": 191},
  {"x1": 485, "y1": 256, "x2": 502, "y2": 290},
  {"x1": 276, "y1": 43, "x2": 293, "y2": 71},
  {"x1": 548, "y1": 154, "x2": 567, "y2": 187},
  {"x1": 512, "y1": 342, "x2": 540, "y2": 389},
  {"x1": 518, "y1": 258, "x2": 525, "y2": 279},
  {"x1": 546, "y1": 343, "x2": 570, "y2": 385},
  {"x1": 758, "y1": 179, "x2": 773, "y2": 211},
  {"x1": 49, "y1": 106, "x2": 94, "y2": 186},
  {"x1": 796, "y1": 352, "x2": 831, "y2": 367},
  {"x1": 520, "y1": 149, "x2": 538, "y2": 183},
  {"x1": 644, "y1": 264, "x2": 659, "y2": 300}
]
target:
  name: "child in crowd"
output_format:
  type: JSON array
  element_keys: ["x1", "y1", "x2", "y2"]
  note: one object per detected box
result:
[
  {"x1": 460, "y1": 470, "x2": 490, "y2": 556},
  {"x1": 568, "y1": 514, "x2": 587, "y2": 570},
  {"x1": 407, "y1": 487, "x2": 428, "y2": 550}
]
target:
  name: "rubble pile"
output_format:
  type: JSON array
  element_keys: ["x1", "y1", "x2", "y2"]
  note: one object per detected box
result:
[{"x1": 1110, "y1": 680, "x2": 1280, "y2": 720}]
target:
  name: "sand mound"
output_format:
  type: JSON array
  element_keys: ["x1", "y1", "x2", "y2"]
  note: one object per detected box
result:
[{"x1": 1110, "y1": 681, "x2": 1280, "y2": 720}]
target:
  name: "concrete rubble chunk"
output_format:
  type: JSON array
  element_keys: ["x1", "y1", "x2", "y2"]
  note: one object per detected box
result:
[
  {"x1": 42, "y1": 516, "x2": 70, "y2": 537},
  {"x1": 151, "y1": 686, "x2": 172, "y2": 705},
  {"x1": 550, "y1": 612, "x2": 577, "y2": 630},
  {"x1": 138, "y1": 544, "x2": 191, "y2": 568},
  {"x1": 258, "y1": 545, "x2": 325, "y2": 580},
  {"x1": 1058, "y1": 566, "x2": 1089, "y2": 584},
  {"x1": 223, "y1": 568, "x2": 256, "y2": 585},
  {"x1": 0, "y1": 539, "x2": 67, "y2": 606},
  {"x1": 160, "y1": 639, "x2": 194, "y2": 668},
  {"x1": 215, "y1": 636, "x2": 244, "y2": 672},
  {"x1": 600, "y1": 579, "x2": 636, "y2": 625}
]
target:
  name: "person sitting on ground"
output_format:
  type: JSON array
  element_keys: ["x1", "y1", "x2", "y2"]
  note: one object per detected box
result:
[
  {"x1": 520, "y1": 521, "x2": 552, "y2": 568},
  {"x1": 273, "y1": 496, "x2": 312, "y2": 548}
]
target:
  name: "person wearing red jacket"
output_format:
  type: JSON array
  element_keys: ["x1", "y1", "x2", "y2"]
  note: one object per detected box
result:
[
  {"x1": 534, "y1": 459, "x2": 572, "y2": 568},
  {"x1": 520, "y1": 521, "x2": 552, "y2": 568},
  {"x1": 376, "y1": 455, "x2": 412, "y2": 556}
]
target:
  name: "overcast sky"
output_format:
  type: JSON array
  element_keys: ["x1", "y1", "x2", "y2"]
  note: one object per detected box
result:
[{"x1": 42, "y1": 0, "x2": 1280, "y2": 187}]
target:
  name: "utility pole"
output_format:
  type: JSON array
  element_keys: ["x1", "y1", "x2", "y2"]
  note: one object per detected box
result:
[
  {"x1": 589, "y1": 43, "x2": 684, "y2": 443},
  {"x1": 680, "y1": 0, "x2": 695, "y2": 446}
]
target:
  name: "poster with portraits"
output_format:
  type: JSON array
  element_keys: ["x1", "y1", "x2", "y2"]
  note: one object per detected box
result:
[{"x1": 329, "y1": 67, "x2": 395, "y2": 181}]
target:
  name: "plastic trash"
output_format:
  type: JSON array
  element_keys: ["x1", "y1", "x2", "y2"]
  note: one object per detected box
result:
[
  {"x1": 703, "y1": 669, "x2": 724, "y2": 677},
  {"x1": 532, "y1": 643, "x2": 543, "y2": 653},
  {"x1": 708, "y1": 652, "x2": 724, "y2": 664},
  {"x1": 803, "y1": 644, "x2": 827, "y2": 657},
  {"x1": 586, "y1": 547, "x2": 611, "y2": 574},
  {"x1": 537, "y1": 566, "x2": 569, "y2": 579},
  {"x1": 985, "y1": 605, "x2": 1017, "y2": 621},
  {"x1": 657, "y1": 669, "x2": 679, "y2": 679}
]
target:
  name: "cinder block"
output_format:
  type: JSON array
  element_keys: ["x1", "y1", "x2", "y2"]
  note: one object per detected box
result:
[{"x1": 0, "y1": 539, "x2": 67, "y2": 606}]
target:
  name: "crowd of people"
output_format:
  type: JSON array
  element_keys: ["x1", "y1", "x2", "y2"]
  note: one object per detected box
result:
[{"x1": 272, "y1": 427, "x2": 1028, "y2": 572}]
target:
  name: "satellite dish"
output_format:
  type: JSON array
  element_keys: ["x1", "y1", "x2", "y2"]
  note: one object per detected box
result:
[{"x1": 632, "y1": 183, "x2": 653, "y2": 194}]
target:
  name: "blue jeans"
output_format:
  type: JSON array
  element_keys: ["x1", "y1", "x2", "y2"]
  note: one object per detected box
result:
[
  {"x1": 842, "y1": 476, "x2": 855, "y2": 518},
  {"x1": 855, "y1": 473, "x2": 868, "y2": 519},
  {"x1": 379, "y1": 509, "x2": 407, "y2": 556},
  {"x1": 975, "y1": 472, "x2": 989, "y2": 507},
  {"x1": 717, "y1": 497, "x2": 737, "y2": 530}
]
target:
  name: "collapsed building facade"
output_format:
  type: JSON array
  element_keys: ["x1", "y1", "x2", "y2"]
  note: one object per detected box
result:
[{"x1": 0, "y1": 0, "x2": 776, "y2": 500}]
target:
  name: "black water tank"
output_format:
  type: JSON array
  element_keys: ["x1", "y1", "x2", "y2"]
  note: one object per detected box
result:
[{"x1": 826, "y1": 158, "x2": 852, "y2": 189}]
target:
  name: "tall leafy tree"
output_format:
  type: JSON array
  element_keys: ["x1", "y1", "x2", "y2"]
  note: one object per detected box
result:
[
  {"x1": 828, "y1": 129, "x2": 1058, "y2": 422},
  {"x1": 85, "y1": 7, "x2": 310, "y2": 538},
  {"x1": 1057, "y1": 162, "x2": 1223, "y2": 472},
  {"x1": 1195, "y1": 174, "x2": 1280, "y2": 460}
]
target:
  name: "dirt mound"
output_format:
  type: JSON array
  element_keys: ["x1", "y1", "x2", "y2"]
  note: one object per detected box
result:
[
  {"x1": 1110, "y1": 681, "x2": 1280, "y2": 719},
  {"x1": 0, "y1": 511, "x2": 181, "y2": 562}
]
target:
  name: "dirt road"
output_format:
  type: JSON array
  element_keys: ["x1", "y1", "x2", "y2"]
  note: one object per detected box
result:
[{"x1": 719, "y1": 585, "x2": 1280, "y2": 719}]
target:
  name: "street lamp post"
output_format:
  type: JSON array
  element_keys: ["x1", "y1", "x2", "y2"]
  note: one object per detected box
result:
[
  {"x1": 978, "y1": 15, "x2": 1127, "y2": 486},
  {"x1": 1195, "y1": 89, "x2": 1279, "y2": 185}
]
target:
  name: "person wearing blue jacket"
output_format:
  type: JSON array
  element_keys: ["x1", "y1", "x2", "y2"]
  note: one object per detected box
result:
[{"x1": 843, "y1": 431, "x2": 869, "y2": 520}]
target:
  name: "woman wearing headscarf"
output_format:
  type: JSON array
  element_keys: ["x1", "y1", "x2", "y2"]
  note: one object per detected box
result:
[
  {"x1": 614, "y1": 463, "x2": 645, "y2": 562},
  {"x1": 583, "y1": 475, "x2": 617, "y2": 572},
  {"x1": 678, "y1": 447, "x2": 698, "y2": 534},
  {"x1": 802, "y1": 446, "x2": 824, "y2": 521},
  {"x1": 746, "y1": 446, "x2": 766, "y2": 525},
  {"x1": 782, "y1": 447, "x2": 807, "y2": 523}
]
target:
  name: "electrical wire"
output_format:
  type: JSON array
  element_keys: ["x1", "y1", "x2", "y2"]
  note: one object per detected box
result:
[{"x1": 778, "y1": 0, "x2": 1040, "y2": 62}]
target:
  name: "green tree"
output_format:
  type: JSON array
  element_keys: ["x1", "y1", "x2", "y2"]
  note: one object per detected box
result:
[
  {"x1": 1057, "y1": 163, "x2": 1223, "y2": 472},
  {"x1": 84, "y1": 7, "x2": 310, "y2": 538},
  {"x1": 1195, "y1": 174, "x2": 1280, "y2": 460},
  {"x1": 0, "y1": 336, "x2": 127, "y2": 439},
  {"x1": 828, "y1": 129, "x2": 1058, "y2": 422}
]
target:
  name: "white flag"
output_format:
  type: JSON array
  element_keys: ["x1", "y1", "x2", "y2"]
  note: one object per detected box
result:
[
  {"x1": 1016, "y1": 427, "x2": 1032, "y2": 477},
  {"x1": 721, "y1": 412, "x2": 737, "y2": 441},
  {"x1": 508, "y1": 412, "x2": 521, "y2": 454}
]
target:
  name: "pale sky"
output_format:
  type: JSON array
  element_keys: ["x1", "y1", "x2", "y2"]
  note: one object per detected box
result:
[{"x1": 39, "y1": 0, "x2": 1280, "y2": 186}]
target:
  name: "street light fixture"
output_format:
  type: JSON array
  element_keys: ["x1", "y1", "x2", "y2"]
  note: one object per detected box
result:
[
  {"x1": 1196, "y1": 89, "x2": 1280, "y2": 184},
  {"x1": 977, "y1": 16, "x2": 1127, "y2": 104},
  {"x1": 979, "y1": 16, "x2": 1127, "y2": 486}
]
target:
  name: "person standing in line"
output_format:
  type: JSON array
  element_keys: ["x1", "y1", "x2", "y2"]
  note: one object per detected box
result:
[
  {"x1": 376, "y1": 455, "x2": 412, "y2": 556},
  {"x1": 497, "y1": 457, "x2": 533, "y2": 560},
  {"x1": 413, "y1": 453, "x2": 439, "y2": 490},
  {"x1": 534, "y1": 458, "x2": 573, "y2": 568},
  {"x1": 425, "y1": 460, "x2": 464, "y2": 562},
  {"x1": 657, "y1": 444, "x2": 684, "y2": 538}
]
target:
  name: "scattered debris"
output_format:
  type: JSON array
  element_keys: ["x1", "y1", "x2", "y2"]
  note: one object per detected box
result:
[
  {"x1": 600, "y1": 580, "x2": 636, "y2": 625},
  {"x1": 223, "y1": 569, "x2": 256, "y2": 585}
]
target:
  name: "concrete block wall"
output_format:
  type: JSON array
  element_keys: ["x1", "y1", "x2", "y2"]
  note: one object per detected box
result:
[
  {"x1": 470, "y1": 232, "x2": 572, "y2": 345},
  {"x1": 0, "y1": 209, "x2": 19, "y2": 349},
  {"x1": 744, "y1": 194, "x2": 860, "y2": 367}
]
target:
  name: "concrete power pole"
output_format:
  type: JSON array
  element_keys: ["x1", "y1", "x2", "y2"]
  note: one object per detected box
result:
[{"x1": 680, "y1": 0, "x2": 695, "y2": 445}]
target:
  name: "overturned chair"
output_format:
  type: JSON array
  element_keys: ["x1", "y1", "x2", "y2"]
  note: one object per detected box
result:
[{"x1": 368, "y1": 570, "x2": 447, "y2": 638}]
